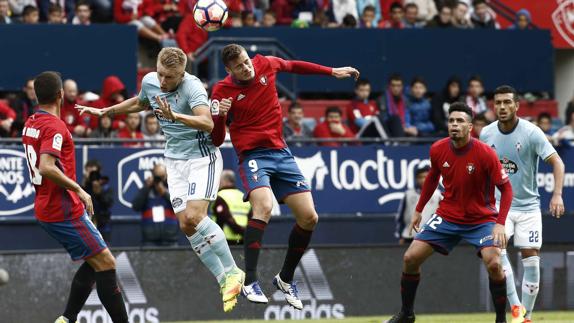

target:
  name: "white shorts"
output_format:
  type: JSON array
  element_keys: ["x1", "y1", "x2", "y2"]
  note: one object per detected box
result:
[
  {"x1": 505, "y1": 209, "x2": 542, "y2": 249},
  {"x1": 165, "y1": 149, "x2": 222, "y2": 214}
]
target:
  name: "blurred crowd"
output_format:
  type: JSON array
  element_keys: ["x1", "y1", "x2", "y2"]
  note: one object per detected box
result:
[{"x1": 0, "y1": 0, "x2": 534, "y2": 60}]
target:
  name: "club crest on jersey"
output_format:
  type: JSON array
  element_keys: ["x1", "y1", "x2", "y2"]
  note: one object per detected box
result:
[
  {"x1": 466, "y1": 163, "x2": 475, "y2": 174},
  {"x1": 252, "y1": 174, "x2": 258, "y2": 182},
  {"x1": 260, "y1": 76, "x2": 268, "y2": 85},
  {"x1": 515, "y1": 142, "x2": 522, "y2": 152}
]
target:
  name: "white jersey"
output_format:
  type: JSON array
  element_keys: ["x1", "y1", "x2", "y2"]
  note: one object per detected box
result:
[{"x1": 480, "y1": 119, "x2": 556, "y2": 212}]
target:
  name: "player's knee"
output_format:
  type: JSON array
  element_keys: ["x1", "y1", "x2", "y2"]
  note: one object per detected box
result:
[
  {"x1": 252, "y1": 201, "x2": 273, "y2": 219},
  {"x1": 299, "y1": 211, "x2": 318, "y2": 229},
  {"x1": 485, "y1": 257, "x2": 502, "y2": 275},
  {"x1": 403, "y1": 252, "x2": 421, "y2": 270},
  {"x1": 95, "y1": 252, "x2": 116, "y2": 271}
]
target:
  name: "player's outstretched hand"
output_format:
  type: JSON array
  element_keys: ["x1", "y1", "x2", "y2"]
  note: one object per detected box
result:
[
  {"x1": 332, "y1": 67, "x2": 360, "y2": 80},
  {"x1": 549, "y1": 194, "x2": 564, "y2": 218},
  {"x1": 409, "y1": 211, "x2": 422, "y2": 234},
  {"x1": 75, "y1": 104, "x2": 103, "y2": 117},
  {"x1": 77, "y1": 188, "x2": 94, "y2": 217},
  {"x1": 219, "y1": 97, "x2": 232, "y2": 116},
  {"x1": 155, "y1": 96, "x2": 176, "y2": 121},
  {"x1": 492, "y1": 224, "x2": 506, "y2": 249}
]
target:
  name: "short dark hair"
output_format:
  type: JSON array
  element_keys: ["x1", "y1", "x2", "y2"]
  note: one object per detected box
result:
[
  {"x1": 145, "y1": 113, "x2": 157, "y2": 122},
  {"x1": 22, "y1": 5, "x2": 38, "y2": 16},
  {"x1": 288, "y1": 102, "x2": 302, "y2": 113},
  {"x1": 264, "y1": 9, "x2": 275, "y2": 17},
  {"x1": 405, "y1": 3, "x2": 418, "y2": 11},
  {"x1": 48, "y1": 3, "x2": 63, "y2": 14},
  {"x1": 448, "y1": 102, "x2": 473, "y2": 120},
  {"x1": 222, "y1": 44, "x2": 245, "y2": 67},
  {"x1": 34, "y1": 71, "x2": 62, "y2": 105},
  {"x1": 390, "y1": 2, "x2": 403, "y2": 11},
  {"x1": 468, "y1": 75, "x2": 483, "y2": 86},
  {"x1": 355, "y1": 78, "x2": 370, "y2": 89},
  {"x1": 388, "y1": 73, "x2": 403, "y2": 84},
  {"x1": 493, "y1": 85, "x2": 519, "y2": 102},
  {"x1": 472, "y1": 113, "x2": 488, "y2": 124},
  {"x1": 85, "y1": 159, "x2": 101, "y2": 170},
  {"x1": 363, "y1": 5, "x2": 375, "y2": 14},
  {"x1": 537, "y1": 112, "x2": 551, "y2": 122},
  {"x1": 76, "y1": 0, "x2": 90, "y2": 10},
  {"x1": 410, "y1": 76, "x2": 426, "y2": 87},
  {"x1": 325, "y1": 106, "x2": 342, "y2": 117},
  {"x1": 472, "y1": 0, "x2": 487, "y2": 7},
  {"x1": 342, "y1": 14, "x2": 357, "y2": 27},
  {"x1": 415, "y1": 164, "x2": 430, "y2": 176}
]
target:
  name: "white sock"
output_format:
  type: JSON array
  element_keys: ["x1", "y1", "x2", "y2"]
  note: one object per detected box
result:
[
  {"x1": 196, "y1": 216, "x2": 237, "y2": 273},
  {"x1": 188, "y1": 231, "x2": 225, "y2": 286},
  {"x1": 522, "y1": 256, "x2": 540, "y2": 319},
  {"x1": 501, "y1": 249, "x2": 521, "y2": 307}
]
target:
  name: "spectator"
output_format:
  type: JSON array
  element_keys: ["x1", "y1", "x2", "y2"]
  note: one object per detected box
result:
[
  {"x1": 117, "y1": 112, "x2": 144, "y2": 147},
  {"x1": 313, "y1": 106, "x2": 355, "y2": 147},
  {"x1": 142, "y1": 111, "x2": 165, "y2": 147},
  {"x1": 71, "y1": 0, "x2": 91, "y2": 25},
  {"x1": 465, "y1": 75, "x2": 494, "y2": 121},
  {"x1": 0, "y1": 101, "x2": 16, "y2": 137},
  {"x1": 8, "y1": 0, "x2": 35, "y2": 17},
  {"x1": 508, "y1": 9, "x2": 531, "y2": 30},
  {"x1": 92, "y1": 75, "x2": 128, "y2": 129},
  {"x1": 403, "y1": 3, "x2": 424, "y2": 28},
  {"x1": 356, "y1": 0, "x2": 381, "y2": 27},
  {"x1": 82, "y1": 160, "x2": 114, "y2": 242},
  {"x1": 38, "y1": 0, "x2": 74, "y2": 22},
  {"x1": 283, "y1": 103, "x2": 313, "y2": 144},
  {"x1": 565, "y1": 93, "x2": 574, "y2": 125},
  {"x1": 552, "y1": 111, "x2": 574, "y2": 147},
  {"x1": 114, "y1": 0, "x2": 173, "y2": 46},
  {"x1": 241, "y1": 10, "x2": 257, "y2": 26},
  {"x1": 359, "y1": 5, "x2": 377, "y2": 28},
  {"x1": 47, "y1": 3, "x2": 65, "y2": 23},
  {"x1": 176, "y1": 5, "x2": 208, "y2": 63},
  {"x1": 62, "y1": 79, "x2": 90, "y2": 137},
  {"x1": 132, "y1": 163, "x2": 178, "y2": 246},
  {"x1": 9, "y1": 78, "x2": 38, "y2": 136},
  {"x1": 431, "y1": 76, "x2": 463, "y2": 135},
  {"x1": 426, "y1": 4, "x2": 452, "y2": 28},
  {"x1": 270, "y1": 0, "x2": 293, "y2": 25},
  {"x1": 395, "y1": 164, "x2": 440, "y2": 244},
  {"x1": 90, "y1": 114, "x2": 117, "y2": 142},
  {"x1": 261, "y1": 9, "x2": 276, "y2": 27},
  {"x1": 341, "y1": 13, "x2": 357, "y2": 27},
  {"x1": 347, "y1": 78, "x2": 379, "y2": 133},
  {"x1": 0, "y1": 0, "x2": 12, "y2": 23},
  {"x1": 536, "y1": 112, "x2": 554, "y2": 142},
  {"x1": 451, "y1": 1, "x2": 471, "y2": 29},
  {"x1": 211, "y1": 169, "x2": 252, "y2": 245},
  {"x1": 406, "y1": 77, "x2": 434, "y2": 136},
  {"x1": 142, "y1": 0, "x2": 181, "y2": 32},
  {"x1": 90, "y1": 0, "x2": 113, "y2": 22},
  {"x1": 471, "y1": 113, "x2": 488, "y2": 138},
  {"x1": 404, "y1": 0, "x2": 437, "y2": 21},
  {"x1": 332, "y1": 0, "x2": 358, "y2": 25},
  {"x1": 312, "y1": 8, "x2": 334, "y2": 27},
  {"x1": 380, "y1": 74, "x2": 407, "y2": 137},
  {"x1": 20, "y1": 4, "x2": 38, "y2": 23},
  {"x1": 229, "y1": 11, "x2": 242, "y2": 27},
  {"x1": 381, "y1": 2, "x2": 404, "y2": 29},
  {"x1": 470, "y1": 0, "x2": 498, "y2": 29}
]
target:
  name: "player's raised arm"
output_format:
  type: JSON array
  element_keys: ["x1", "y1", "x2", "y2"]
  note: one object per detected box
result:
[
  {"x1": 76, "y1": 95, "x2": 148, "y2": 117},
  {"x1": 155, "y1": 96, "x2": 214, "y2": 132},
  {"x1": 38, "y1": 153, "x2": 94, "y2": 216},
  {"x1": 266, "y1": 56, "x2": 360, "y2": 80}
]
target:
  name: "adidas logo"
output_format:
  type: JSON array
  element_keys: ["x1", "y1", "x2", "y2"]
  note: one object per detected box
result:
[
  {"x1": 237, "y1": 94, "x2": 246, "y2": 101},
  {"x1": 264, "y1": 249, "x2": 345, "y2": 319},
  {"x1": 443, "y1": 161, "x2": 450, "y2": 168},
  {"x1": 80, "y1": 252, "x2": 159, "y2": 323}
]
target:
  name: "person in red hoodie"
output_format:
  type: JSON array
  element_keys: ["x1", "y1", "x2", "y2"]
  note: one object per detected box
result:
[
  {"x1": 61, "y1": 79, "x2": 92, "y2": 137},
  {"x1": 313, "y1": 106, "x2": 355, "y2": 147},
  {"x1": 0, "y1": 100, "x2": 16, "y2": 137},
  {"x1": 176, "y1": 8, "x2": 208, "y2": 62},
  {"x1": 347, "y1": 78, "x2": 380, "y2": 134},
  {"x1": 90, "y1": 76, "x2": 128, "y2": 129},
  {"x1": 117, "y1": 112, "x2": 144, "y2": 147}
]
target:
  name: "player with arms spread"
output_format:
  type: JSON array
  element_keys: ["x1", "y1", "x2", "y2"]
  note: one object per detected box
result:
[
  {"x1": 210, "y1": 43, "x2": 359, "y2": 309},
  {"x1": 77, "y1": 48, "x2": 243, "y2": 312},
  {"x1": 480, "y1": 85, "x2": 565, "y2": 323},
  {"x1": 385, "y1": 102, "x2": 513, "y2": 323},
  {"x1": 22, "y1": 71, "x2": 129, "y2": 323}
]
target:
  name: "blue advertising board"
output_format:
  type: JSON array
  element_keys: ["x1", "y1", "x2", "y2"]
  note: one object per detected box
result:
[{"x1": 0, "y1": 145, "x2": 572, "y2": 217}]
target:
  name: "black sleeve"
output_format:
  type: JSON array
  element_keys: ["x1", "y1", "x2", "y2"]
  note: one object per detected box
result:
[
  {"x1": 212, "y1": 197, "x2": 245, "y2": 234},
  {"x1": 132, "y1": 186, "x2": 151, "y2": 212}
]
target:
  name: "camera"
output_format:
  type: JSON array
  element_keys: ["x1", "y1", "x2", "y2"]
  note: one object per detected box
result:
[{"x1": 88, "y1": 170, "x2": 101, "y2": 182}]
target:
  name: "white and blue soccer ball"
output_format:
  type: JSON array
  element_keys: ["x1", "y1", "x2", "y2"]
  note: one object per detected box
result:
[{"x1": 193, "y1": 0, "x2": 228, "y2": 32}]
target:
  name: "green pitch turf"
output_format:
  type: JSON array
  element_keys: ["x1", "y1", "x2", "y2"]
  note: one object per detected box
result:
[{"x1": 166, "y1": 311, "x2": 574, "y2": 323}]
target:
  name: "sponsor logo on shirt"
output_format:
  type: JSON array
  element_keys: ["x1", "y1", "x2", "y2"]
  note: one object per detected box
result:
[
  {"x1": 442, "y1": 161, "x2": 450, "y2": 168},
  {"x1": 237, "y1": 94, "x2": 246, "y2": 101},
  {"x1": 52, "y1": 133, "x2": 63, "y2": 151},
  {"x1": 210, "y1": 99, "x2": 220, "y2": 115},
  {"x1": 0, "y1": 149, "x2": 35, "y2": 216},
  {"x1": 479, "y1": 234, "x2": 493, "y2": 245},
  {"x1": 466, "y1": 163, "x2": 475, "y2": 174},
  {"x1": 500, "y1": 157, "x2": 518, "y2": 175}
]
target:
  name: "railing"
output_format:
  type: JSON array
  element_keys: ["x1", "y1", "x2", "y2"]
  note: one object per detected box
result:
[
  {"x1": 192, "y1": 36, "x2": 299, "y2": 100},
  {"x1": 488, "y1": 0, "x2": 538, "y2": 28}
]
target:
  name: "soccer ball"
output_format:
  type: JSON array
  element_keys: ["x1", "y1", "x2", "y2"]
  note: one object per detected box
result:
[{"x1": 193, "y1": 0, "x2": 228, "y2": 32}]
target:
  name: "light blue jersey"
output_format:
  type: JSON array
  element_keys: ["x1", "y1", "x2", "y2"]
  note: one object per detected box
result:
[
  {"x1": 480, "y1": 119, "x2": 556, "y2": 212},
  {"x1": 138, "y1": 72, "x2": 215, "y2": 160}
]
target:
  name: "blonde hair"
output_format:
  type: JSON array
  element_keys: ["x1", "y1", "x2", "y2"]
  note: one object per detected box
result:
[{"x1": 157, "y1": 47, "x2": 187, "y2": 70}]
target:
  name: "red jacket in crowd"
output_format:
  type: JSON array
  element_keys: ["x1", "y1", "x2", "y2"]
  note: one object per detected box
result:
[
  {"x1": 176, "y1": 14, "x2": 208, "y2": 55},
  {"x1": 313, "y1": 120, "x2": 355, "y2": 147},
  {"x1": 92, "y1": 76, "x2": 127, "y2": 129},
  {"x1": 117, "y1": 128, "x2": 145, "y2": 147},
  {"x1": 346, "y1": 99, "x2": 380, "y2": 134}
]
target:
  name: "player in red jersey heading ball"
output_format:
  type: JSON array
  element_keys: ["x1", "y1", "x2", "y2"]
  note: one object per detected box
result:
[
  {"x1": 385, "y1": 102, "x2": 513, "y2": 323},
  {"x1": 210, "y1": 44, "x2": 359, "y2": 309}
]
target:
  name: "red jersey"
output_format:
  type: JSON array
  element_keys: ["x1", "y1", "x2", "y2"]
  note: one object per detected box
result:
[
  {"x1": 416, "y1": 137, "x2": 509, "y2": 225},
  {"x1": 312, "y1": 121, "x2": 355, "y2": 147},
  {"x1": 346, "y1": 99, "x2": 379, "y2": 133},
  {"x1": 22, "y1": 111, "x2": 84, "y2": 222},
  {"x1": 211, "y1": 55, "x2": 332, "y2": 158}
]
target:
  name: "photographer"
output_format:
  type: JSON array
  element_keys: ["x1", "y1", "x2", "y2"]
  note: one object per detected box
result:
[
  {"x1": 132, "y1": 163, "x2": 178, "y2": 246},
  {"x1": 82, "y1": 159, "x2": 114, "y2": 242}
]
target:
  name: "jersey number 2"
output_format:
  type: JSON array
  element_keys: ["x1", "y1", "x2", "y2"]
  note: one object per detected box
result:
[
  {"x1": 426, "y1": 214, "x2": 443, "y2": 230},
  {"x1": 24, "y1": 145, "x2": 42, "y2": 185}
]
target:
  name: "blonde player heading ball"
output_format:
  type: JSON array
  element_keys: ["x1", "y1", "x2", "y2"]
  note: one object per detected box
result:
[{"x1": 77, "y1": 48, "x2": 244, "y2": 312}]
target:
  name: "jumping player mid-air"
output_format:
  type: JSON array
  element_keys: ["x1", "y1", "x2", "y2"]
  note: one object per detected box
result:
[
  {"x1": 385, "y1": 102, "x2": 513, "y2": 323},
  {"x1": 22, "y1": 71, "x2": 129, "y2": 323},
  {"x1": 77, "y1": 48, "x2": 243, "y2": 312},
  {"x1": 210, "y1": 43, "x2": 359, "y2": 309},
  {"x1": 480, "y1": 85, "x2": 565, "y2": 323}
]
